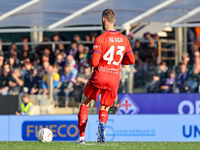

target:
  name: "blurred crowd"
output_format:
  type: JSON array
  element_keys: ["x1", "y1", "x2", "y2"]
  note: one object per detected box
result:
[
  {"x1": 0, "y1": 34, "x2": 93, "y2": 107},
  {"x1": 0, "y1": 28, "x2": 200, "y2": 107},
  {"x1": 126, "y1": 29, "x2": 200, "y2": 94}
]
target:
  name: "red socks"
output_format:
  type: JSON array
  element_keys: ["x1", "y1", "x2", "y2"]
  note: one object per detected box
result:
[
  {"x1": 78, "y1": 105, "x2": 89, "y2": 137},
  {"x1": 78, "y1": 106, "x2": 109, "y2": 137},
  {"x1": 99, "y1": 110, "x2": 108, "y2": 124}
]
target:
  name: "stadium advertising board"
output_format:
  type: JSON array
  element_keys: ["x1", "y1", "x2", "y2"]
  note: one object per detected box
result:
[
  {"x1": 22, "y1": 121, "x2": 78, "y2": 141},
  {"x1": 117, "y1": 93, "x2": 200, "y2": 114},
  {"x1": 0, "y1": 115, "x2": 200, "y2": 141},
  {"x1": 8, "y1": 115, "x2": 78, "y2": 141},
  {"x1": 87, "y1": 115, "x2": 200, "y2": 142}
]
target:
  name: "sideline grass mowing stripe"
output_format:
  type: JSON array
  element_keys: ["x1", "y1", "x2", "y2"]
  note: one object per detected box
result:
[{"x1": 0, "y1": 142, "x2": 200, "y2": 150}]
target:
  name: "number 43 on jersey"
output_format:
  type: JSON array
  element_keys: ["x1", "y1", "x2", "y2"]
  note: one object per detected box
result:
[{"x1": 103, "y1": 46, "x2": 125, "y2": 66}]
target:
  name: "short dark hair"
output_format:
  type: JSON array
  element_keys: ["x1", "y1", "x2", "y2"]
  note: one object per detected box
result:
[
  {"x1": 102, "y1": 9, "x2": 115, "y2": 23},
  {"x1": 71, "y1": 40, "x2": 77, "y2": 44}
]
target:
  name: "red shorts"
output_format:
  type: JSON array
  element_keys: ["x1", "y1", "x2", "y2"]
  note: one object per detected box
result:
[{"x1": 83, "y1": 82, "x2": 117, "y2": 107}]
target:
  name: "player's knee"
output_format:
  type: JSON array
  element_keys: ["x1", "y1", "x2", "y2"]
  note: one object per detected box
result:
[
  {"x1": 81, "y1": 94, "x2": 91, "y2": 106},
  {"x1": 99, "y1": 104, "x2": 110, "y2": 112}
]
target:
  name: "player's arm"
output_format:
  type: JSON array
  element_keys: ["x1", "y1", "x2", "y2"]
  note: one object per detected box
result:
[
  {"x1": 90, "y1": 52, "x2": 101, "y2": 67},
  {"x1": 121, "y1": 39, "x2": 135, "y2": 65},
  {"x1": 90, "y1": 39, "x2": 102, "y2": 67},
  {"x1": 122, "y1": 51, "x2": 135, "y2": 65}
]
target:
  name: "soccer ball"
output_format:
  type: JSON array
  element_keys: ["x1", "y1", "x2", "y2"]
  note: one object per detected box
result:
[{"x1": 37, "y1": 128, "x2": 53, "y2": 143}]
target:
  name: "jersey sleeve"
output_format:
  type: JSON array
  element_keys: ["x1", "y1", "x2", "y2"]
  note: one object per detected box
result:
[
  {"x1": 122, "y1": 39, "x2": 135, "y2": 65},
  {"x1": 93, "y1": 38, "x2": 102, "y2": 54},
  {"x1": 125, "y1": 40, "x2": 132, "y2": 54}
]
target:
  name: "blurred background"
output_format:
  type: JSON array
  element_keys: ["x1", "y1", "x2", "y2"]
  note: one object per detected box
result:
[{"x1": 0, "y1": 0, "x2": 200, "y2": 142}]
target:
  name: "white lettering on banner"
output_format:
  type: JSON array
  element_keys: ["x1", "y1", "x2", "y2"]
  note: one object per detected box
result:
[
  {"x1": 178, "y1": 100, "x2": 200, "y2": 114},
  {"x1": 178, "y1": 101, "x2": 194, "y2": 114},
  {"x1": 195, "y1": 101, "x2": 200, "y2": 114}
]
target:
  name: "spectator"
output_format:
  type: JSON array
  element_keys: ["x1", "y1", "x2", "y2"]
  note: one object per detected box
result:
[
  {"x1": 153, "y1": 34, "x2": 160, "y2": 41},
  {"x1": 127, "y1": 31, "x2": 134, "y2": 41},
  {"x1": 44, "y1": 48, "x2": 54, "y2": 65},
  {"x1": 175, "y1": 63, "x2": 189, "y2": 93},
  {"x1": 73, "y1": 35, "x2": 81, "y2": 42},
  {"x1": 157, "y1": 61, "x2": 168, "y2": 83},
  {"x1": 140, "y1": 39, "x2": 158, "y2": 67},
  {"x1": 67, "y1": 40, "x2": 78, "y2": 58},
  {"x1": 84, "y1": 46, "x2": 90, "y2": 60},
  {"x1": 0, "y1": 55, "x2": 4, "y2": 75},
  {"x1": 182, "y1": 53, "x2": 190, "y2": 65},
  {"x1": 8, "y1": 57, "x2": 16, "y2": 71},
  {"x1": 33, "y1": 52, "x2": 41, "y2": 69},
  {"x1": 91, "y1": 31, "x2": 98, "y2": 41},
  {"x1": 0, "y1": 66, "x2": 11, "y2": 95},
  {"x1": 8, "y1": 68, "x2": 24, "y2": 95},
  {"x1": 43, "y1": 61, "x2": 50, "y2": 73},
  {"x1": 15, "y1": 94, "x2": 33, "y2": 115},
  {"x1": 43, "y1": 35, "x2": 50, "y2": 42},
  {"x1": 52, "y1": 34, "x2": 61, "y2": 42},
  {"x1": 187, "y1": 29, "x2": 195, "y2": 54},
  {"x1": 21, "y1": 35, "x2": 29, "y2": 43},
  {"x1": 11, "y1": 50, "x2": 20, "y2": 66},
  {"x1": 143, "y1": 32, "x2": 151, "y2": 40},
  {"x1": 41, "y1": 54, "x2": 50, "y2": 66},
  {"x1": 142, "y1": 32, "x2": 151, "y2": 48},
  {"x1": 4, "y1": 64, "x2": 12, "y2": 74},
  {"x1": 70, "y1": 64, "x2": 91, "y2": 103},
  {"x1": 20, "y1": 44, "x2": 32, "y2": 61},
  {"x1": 134, "y1": 51, "x2": 143, "y2": 71},
  {"x1": 0, "y1": 39, "x2": 4, "y2": 56},
  {"x1": 147, "y1": 75, "x2": 160, "y2": 93},
  {"x1": 75, "y1": 44, "x2": 85, "y2": 65},
  {"x1": 67, "y1": 55, "x2": 78, "y2": 76},
  {"x1": 84, "y1": 35, "x2": 93, "y2": 50},
  {"x1": 133, "y1": 40, "x2": 143, "y2": 53},
  {"x1": 160, "y1": 70, "x2": 175, "y2": 93},
  {"x1": 193, "y1": 51, "x2": 200, "y2": 65},
  {"x1": 55, "y1": 53, "x2": 65, "y2": 73},
  {"x1": 42, "y1": 65, "x2": 60, "y2": 95},
  {"x1": 54, "y1": 63, "x2": 75, "y2": 107},
  {"x1": 184, "y1": 64, "x2": 200, "y2": 93},
  {"x1": 189, "y1": 44, "x2": 199, "y2": 65},
  {"x1": 147, "y1": 62, "x2": 168, "y2": 93},
  {"x1": 85, "y1": 35, "x2": 91, "y2": 41},
  {"x1": 22, "y1": 63, "x2": 37, "y2": 93},
  {"x1": 23, "y1": 57, "x2": 31, "y2": 64},
  {"x1": 9, "y1": 43, "x2": 18, "y2": 56},
  {"x1": 30, "y1": 67, "x2": 43, "y2": 94},
  {"x1": 55, "y1": 43, "x2": 66, "y2": 59}
]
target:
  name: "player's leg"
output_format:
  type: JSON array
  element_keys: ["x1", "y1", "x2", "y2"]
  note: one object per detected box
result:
[
  {"x1": 75, "y1": 82, "x2": 101, "y2": 144},
  {"x1": 75, "y1": 94, "x2": 92, "y2": 144},
  {"x1": 98, "y1": 104, "x2": 110, "y2": 124},
  {"x1": 97, "y1": 90, "x2": 117, "y2": 143},
  {"x1": 97, "y1": 104, "x2": 110, "y2": 143}
]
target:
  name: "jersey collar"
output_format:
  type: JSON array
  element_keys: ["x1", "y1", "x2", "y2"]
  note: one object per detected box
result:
[{"x1": 106, "y1": 30, "x2": 118, "y2": 32}]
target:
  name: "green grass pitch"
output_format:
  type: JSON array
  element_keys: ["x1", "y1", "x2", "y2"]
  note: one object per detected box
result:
[{"x1": 0, "y1": 142, "x2": 200, "y2": 150}]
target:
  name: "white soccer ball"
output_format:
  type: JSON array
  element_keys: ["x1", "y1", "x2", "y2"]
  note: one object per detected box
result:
[{"x1": 37, "y1": 128, "x2": 53, "y2": 143}]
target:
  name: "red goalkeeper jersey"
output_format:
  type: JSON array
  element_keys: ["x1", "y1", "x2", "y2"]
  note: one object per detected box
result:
[{"x1": 88, "y1": 30, "x2": 134, "y2": 92}]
